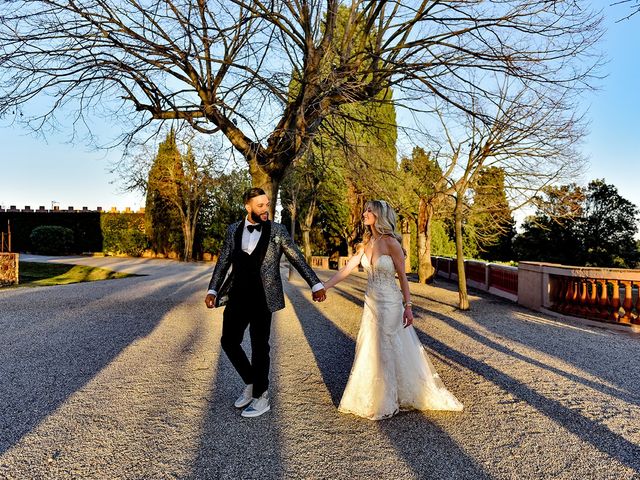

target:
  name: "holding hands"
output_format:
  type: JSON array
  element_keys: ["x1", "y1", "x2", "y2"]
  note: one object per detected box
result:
[{"x1": 312, "y1": 288, "x2": 327, "y2": 302}]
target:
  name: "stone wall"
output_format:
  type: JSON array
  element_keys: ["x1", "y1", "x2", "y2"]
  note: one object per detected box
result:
[{"x1": 0, "y1": 253, "x2": 19, "y2": 286}]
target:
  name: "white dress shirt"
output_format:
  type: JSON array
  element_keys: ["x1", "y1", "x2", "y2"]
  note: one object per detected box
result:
[{"x1": 208, "y1": 217, "x2": 324, "y2": 296}]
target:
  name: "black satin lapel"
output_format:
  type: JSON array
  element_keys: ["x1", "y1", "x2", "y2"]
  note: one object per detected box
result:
[{"x1": 256, "y1": 220, "x2": 272, "y2": 266}]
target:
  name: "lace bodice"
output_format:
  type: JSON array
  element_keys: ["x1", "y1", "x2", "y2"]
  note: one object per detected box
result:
[{"x1": 361, "y1": 254, "x2": 399, "y2": 290}]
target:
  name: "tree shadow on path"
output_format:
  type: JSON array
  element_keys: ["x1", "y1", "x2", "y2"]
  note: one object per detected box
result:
[
  {"x1": 285, "y1": 283, "x2": 492, "y2": 480},
  {"x1": 0, "y1": 268, "x2": 204, "y2": 456},
  {"x1": 187, "y1": 305, "x2": 286, "y2": 479},
  {"x1": 411, "y1": 309, "x2": 640, "y2": 474}
]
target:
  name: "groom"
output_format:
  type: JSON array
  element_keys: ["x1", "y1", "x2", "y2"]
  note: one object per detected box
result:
[{"x1": 205, "y1": 187, "x2": 326, "y2": 418}]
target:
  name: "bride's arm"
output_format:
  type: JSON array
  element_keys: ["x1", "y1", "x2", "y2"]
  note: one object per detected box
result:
[
  {"x1": 388, "y1": 239, "x2": 414, "y2": 327},
  {"x1": 323, "y1": 246, "x2": 364, "y2": 290}
]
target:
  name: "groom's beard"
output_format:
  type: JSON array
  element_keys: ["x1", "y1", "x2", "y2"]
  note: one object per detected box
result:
[{"x1": 250, "y1": 210, "x2": 268, "y2": 223}]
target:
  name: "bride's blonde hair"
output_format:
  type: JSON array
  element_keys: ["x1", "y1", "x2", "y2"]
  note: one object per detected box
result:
[{"x1": 362, "y1": 200, "x2": 403, "y2": 246}]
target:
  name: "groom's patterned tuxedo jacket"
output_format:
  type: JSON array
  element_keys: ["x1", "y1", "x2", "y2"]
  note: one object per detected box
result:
[{"x1": 207, "y1": 220, "x2": 321, "y2": 313}]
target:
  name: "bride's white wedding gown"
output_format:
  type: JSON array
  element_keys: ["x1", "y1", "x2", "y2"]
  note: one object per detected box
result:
[{"x1": 338, "y1": 254, "x2": 464, "y2": 420}]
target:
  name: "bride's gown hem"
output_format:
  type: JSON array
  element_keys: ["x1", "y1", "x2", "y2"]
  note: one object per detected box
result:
[{"x1": 338, "y1": 254, "x2": 463, "y2": 420}]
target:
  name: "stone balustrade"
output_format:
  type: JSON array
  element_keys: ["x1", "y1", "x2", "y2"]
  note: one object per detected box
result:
[
  {"x1": 208, "y1": 253, "x2": 638, "y2": 331},
  {"x1": 311, "y1": 256, "x2": 329, "y2": 269},
  {"x1": 519, "y1": 262, "x2": 640, "y2": 326},
  {"x1": 432, "y1": 256, "x2": 518, "y2": 302}
]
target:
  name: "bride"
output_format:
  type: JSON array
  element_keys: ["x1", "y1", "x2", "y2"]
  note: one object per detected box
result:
[{"x1": 323, "y1": 200, "x2": 463, "y2": 420}]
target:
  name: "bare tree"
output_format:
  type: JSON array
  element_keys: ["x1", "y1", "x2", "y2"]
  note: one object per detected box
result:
[
  {"x1": 0, "y1": 1, "x2": 602, "y2": 215},
  {"x1": 424, "y1": 76, "x2": 587, "y2": 309},
  {"x1": 613, "y1": 0, "x2": 640, "y2": 20}
]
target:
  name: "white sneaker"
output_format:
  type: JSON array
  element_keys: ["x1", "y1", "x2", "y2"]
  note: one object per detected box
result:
[
  {"x1": 241, "y1": 392, "x2": 270, "y2": 418},
  {"x1": 234, "y1": 384, "x2": 253, "y2": 408}
]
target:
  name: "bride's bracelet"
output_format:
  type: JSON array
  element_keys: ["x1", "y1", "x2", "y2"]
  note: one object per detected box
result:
[{"x1": 403, "y1": 301, "x2": 413, "y2": 309}]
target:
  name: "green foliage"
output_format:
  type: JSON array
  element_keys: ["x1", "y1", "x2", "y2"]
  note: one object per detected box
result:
[
  {"x1": 399, "y1": 147, "x2": 443, "y2": 212},
  {"x1": 514, "y1": 183, "x2": 585, "y2": 265},
  {"x1": 581, "y1": 179, "x2": 639, "y2": 267},
  {"x1": 145, "y1": 129, "x2": 184, "y2": 256},
  {"x1": 29, "y1": 225, "x2": 74, "y2": 255},
  {"x1": 100, "y1": 213, "x2": 148, "y2": 257},
  {"x1": 514, "y1": 180, "x2": 639, "y2": 268},
  {"x1": 430, "y1": 220, "x2": 456, "y2": 257},
  {"x1": 283, "y1": 6, "x2": 398, "y2": 256},
  {"x1": 199, "y1": 169, "x2": 251, "y2": 254},
  {"x1": 467, "y1": 167, "x2": 516, "y2": 261}
]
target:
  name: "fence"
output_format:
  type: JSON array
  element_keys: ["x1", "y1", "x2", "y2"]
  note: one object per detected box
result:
[
  {"x1": 431, "y1": 256, "x2": 518, "y2": 302},
  {"x1": 307, "y1": 255, "x2": 639, "y2": 330}
]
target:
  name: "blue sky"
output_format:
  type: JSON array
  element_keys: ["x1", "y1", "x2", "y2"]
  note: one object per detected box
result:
[{"x1": 0, "y1": 2, "x2": 638, "y2": 218}]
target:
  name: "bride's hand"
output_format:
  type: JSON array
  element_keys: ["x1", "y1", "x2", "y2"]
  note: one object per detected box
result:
[{"x1": 403, "y1": 306, "x2": 414, "y2": 328}]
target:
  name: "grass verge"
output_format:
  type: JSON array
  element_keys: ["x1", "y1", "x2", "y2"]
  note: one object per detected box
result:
[{"x1": 18, "y1": 261, "x2": 139, "y2": 287}]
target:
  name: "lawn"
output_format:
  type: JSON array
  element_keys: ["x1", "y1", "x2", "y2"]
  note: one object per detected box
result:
[{"x1": 18, "y1": 261, "x2": 139, "y2": 287}]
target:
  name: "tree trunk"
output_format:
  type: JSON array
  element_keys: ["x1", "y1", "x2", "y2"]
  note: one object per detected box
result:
[
  {"x1": 182, "y1": 217, "x2": 193, "y2": 261},
  {"x1": 401, "y1": 217, "x2": 411, "y2": 273},
  {"x1": 302, "y1": 228, "x2": 312, "y2": 264},
  {"x1": 301, "y1": 198, "x2": 316, "y2": 264},
  {"x1": 454, "y1": 194, "x2": 469, "y2": 310},
  {"x1": 345, "y1": 238, "x2": 353, "y2": 257},
  {"x1": 289, "y1": 205, "x2": 297, "y2": 244},
  {"x1": 249, "y1": 159, "x2": 282, "y2": 220},
  {"x1": 417, "y1": 198, "x2": 435, "y2": 283}
]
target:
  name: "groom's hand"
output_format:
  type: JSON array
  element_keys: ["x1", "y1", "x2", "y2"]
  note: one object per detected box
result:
[
  {"x1": 312, "y1": 288, "x2": 327, "y2": 302},
  {"x1": 205, "y1": 294, "x2": 216, "y2": 308}
]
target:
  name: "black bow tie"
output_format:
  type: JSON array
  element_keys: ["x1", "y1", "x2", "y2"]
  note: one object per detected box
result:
[{"x1": 247, "y1": 223, "x2": 262, "y2": 233}]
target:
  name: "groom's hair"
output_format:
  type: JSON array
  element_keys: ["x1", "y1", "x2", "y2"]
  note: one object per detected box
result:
[{"x1": 243, "y1": 187, "x2": 266, "y2": 204}]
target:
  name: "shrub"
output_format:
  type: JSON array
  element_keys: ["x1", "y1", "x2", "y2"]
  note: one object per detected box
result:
[
  {"x1": 100, "y1": 213, "x2": 148, "y2": 257},
  {"x1": 30, "y1": 225, "x2": 75, "y2": 255}
]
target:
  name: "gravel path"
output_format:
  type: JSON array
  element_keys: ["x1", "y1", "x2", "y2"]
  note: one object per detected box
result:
[{"x1": 1, "y1": 255, "x2": 639, "y2": 479}]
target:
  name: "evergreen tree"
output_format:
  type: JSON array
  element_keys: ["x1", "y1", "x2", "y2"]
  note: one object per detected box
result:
[
  {"x1": 513, "y1": 184, "x2": 585, "y2": 265},
  {"x1": 468, "y1": 167, "x2": 516, "y2": 261},
  {"x1": 145, "y1": 130, "x2": 214, "y2": 261},
  {"x1": 580, "y1": 179, "x2": 639, "y2": 267},
  {"x1": 397, "y1": 146, "x2": 446, "y2": 280},
  {"x1": 514, "y1": 180, "x2": 639, "y2": 268},
  {"x1": 145, "y1": 130, "x2": 184, "y2": 257},
  {"x1": 200, "y1": 169, "x2": 251, "y2": 256}
]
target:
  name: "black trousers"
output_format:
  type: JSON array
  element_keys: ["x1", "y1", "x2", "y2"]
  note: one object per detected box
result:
[{"x1": 220, "y1": 295, "x2": 272, "y2": 398}]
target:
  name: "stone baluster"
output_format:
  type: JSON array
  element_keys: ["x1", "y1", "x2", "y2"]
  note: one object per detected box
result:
[
  {"x1": 634, "y1": 281, "x2": 640, "y2": 325},
  {"x1": 610, "y1": 280, "x2": 621, "y2": 322},
  {"x1": 559, "y1": 277, "x2": 571, "y2": 313},
  {"x1": 587, "y1": 280, "x2": 598, "y2": 316},
  {"x1": 568, "y1": 280, "x2": 580, "y2": 315},
  {"x1": 550, "y1": 276, "x2": 562, "y2": 311},
  {"x1": 578, "y1": 280, "x2": 588, "y2": 316},
  {"x1": 597, "y1": 279, "x2": 610, "y2": 320},
  {"x1": 558, "y1": 278, "x2": 570, "y2": 314},
  {"x1": 620, "y1": 280, "x2": 633, "y2": 324}
]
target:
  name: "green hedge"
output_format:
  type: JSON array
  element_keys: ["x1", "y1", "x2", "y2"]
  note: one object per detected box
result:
[
  {"x1": 100, "y1": 213, "x2": 148, "y2": 257},
  {"x1": 30, "y1": 225, "x2": 75, "y2": 255},
  {"x1": 0, "y1": 211, "x2": 148, "y2": 256}
]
